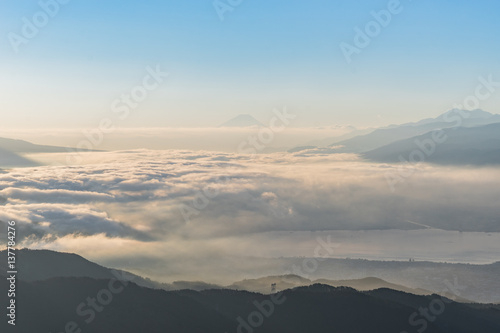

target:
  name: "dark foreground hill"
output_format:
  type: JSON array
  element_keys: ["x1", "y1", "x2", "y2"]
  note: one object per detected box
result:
[
  {"x1": 1, "y1": 250, "x2": 499, "y2": 332},
  {"x1": 0, "y1": 249, "x2": 206, "y2": 290},
  {"x1": 1, "y1": 277, "x2": 499, "y2": 333}
]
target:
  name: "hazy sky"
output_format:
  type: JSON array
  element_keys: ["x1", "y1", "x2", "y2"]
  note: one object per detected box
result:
[{"x1": 1, "y1": 0, "x2": 499, "y2": 130}]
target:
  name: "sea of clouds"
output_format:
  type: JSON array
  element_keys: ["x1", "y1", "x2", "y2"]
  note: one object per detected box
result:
[{"x1": 1, "y1": 149, "x2": 499, "y2": 282}]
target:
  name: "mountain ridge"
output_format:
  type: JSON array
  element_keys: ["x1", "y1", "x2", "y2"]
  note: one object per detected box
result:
[
  {"x1": 2, "y1": 276, "x2": 498, "y2": 333},
  {"x1": 363, "y1": 122, "x2": 500, "y2": 165},
  {"x1": 2, "y1": 249, "x2": 499, "y2": 303},
  {"x1": 331, "y1": 109, "x2": 500, "y2": 153},
  {"x1": 218, "y1": 114, "x2": 264, "y2": 127}
]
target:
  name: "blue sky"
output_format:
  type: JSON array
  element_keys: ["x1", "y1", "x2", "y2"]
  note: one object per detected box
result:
[{"x1": 1, "y1": 0, "x2": 499, "y2": 129}]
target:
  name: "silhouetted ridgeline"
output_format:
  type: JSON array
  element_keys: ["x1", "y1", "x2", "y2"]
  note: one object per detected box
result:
[
  {"x1": 0, "y1": 278, "x2": 499, "y2": 332},
  {"x1": 0, "y1": 249, "x2": 499, "y2": 332}
]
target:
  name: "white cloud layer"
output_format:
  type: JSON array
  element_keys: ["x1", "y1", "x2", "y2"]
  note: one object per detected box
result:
[{"x1": 1, "y1": 149, "x2": 499, "y2": 282}]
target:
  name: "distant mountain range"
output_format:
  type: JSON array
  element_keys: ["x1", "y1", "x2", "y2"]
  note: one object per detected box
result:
[
  {"x1": 333, "y1": 109, "x2": 500, "y2": 153},
  {"x1": 1, "y1": 249, "x2": 499, "y2": 332},
  {"x1": 0, "y1": 250, "x2": 431, "y2": 295},
  {"x1": 289, "y1": 109, "x2": 500, "y2": 165},
  {"x1": 2, "y1": 249, "x2": 499, "y2": 303},
  {"x1": 0, "y1": 137, "x2": 99, "y2": 168},
  {"x1": 364, "y1": 122, "x2": 500, "y2": 165},
  {"x1": 228, "y1": 274, "x2": 441, "y2": 298},
  {"x1": 303, "y1": 127, "x2": 373, "y2": 147},
  {"x1": 0, "y1": 137, "x2": 72, "y2": 153},
  {"x1": 219, "y1": 114, "x2": 264, "y2": 127},
  {"x1": 0, "y1": 147, "x2": 39, "y2": 168}
]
